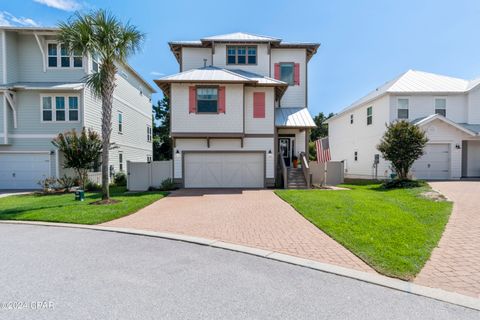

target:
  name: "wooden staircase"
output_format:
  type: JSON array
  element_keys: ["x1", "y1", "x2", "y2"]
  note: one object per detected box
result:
[{"x1": 287, "y1": 168, "x2": 308, "y2": 189}]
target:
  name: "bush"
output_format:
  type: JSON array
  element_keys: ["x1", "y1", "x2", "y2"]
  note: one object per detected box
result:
[
  {"x1": 38, "y1": 177, "x2": 59, "y2": 192},
  {"x1": 85, "y1": 180, "x2": 102, "y2": 192},
  {"x1": 114, "y1": 172, "x2": 127, "y2": 186},
  {"x1": 57, "y1": 175, "x2": 76, "y2": 192},
  {"x1": 381, "y1": 179, "x2": 427, "y2": 190},
  {"x1": 159, "y1": 178, "x2": 176, "y2": 191}
]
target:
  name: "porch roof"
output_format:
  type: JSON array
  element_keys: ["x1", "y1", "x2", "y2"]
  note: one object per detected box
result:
[
  {"x1": 0, "y1": 82, "x2": 84, "y2": 91},
  {"x1": 275, "y1": 107, "x2": 316, "y2": 128},
  {"x1": 412, "y1": 114, "x2": 478, "y2": 136}
]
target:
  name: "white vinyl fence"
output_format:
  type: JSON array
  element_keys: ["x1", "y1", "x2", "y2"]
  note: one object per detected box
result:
[
  {"x1": 127, "y1": 160, "x2": 173, "y2": 191},
  {"x1": 87, "y1": 172, "x2": 102, "y2": 185},
  {"x1": 309, "y1": 161, "x2": 344, "y2": 186}
]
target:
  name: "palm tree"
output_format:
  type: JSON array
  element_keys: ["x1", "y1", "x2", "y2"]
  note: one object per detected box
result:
[{"x1": 58, "y1": 10, "x2": 144, "y2": 200}]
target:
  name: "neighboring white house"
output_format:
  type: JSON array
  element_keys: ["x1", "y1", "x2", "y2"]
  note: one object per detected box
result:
[
  {"x1": 327, "y1": 70, "x2": 480, "y2": 180},
  {"x1": 0, "y1": 26, "x2": 155, "y2": 189},
  {"x1": 155, "y1": 32, "x2": 319, "y2": 188}
]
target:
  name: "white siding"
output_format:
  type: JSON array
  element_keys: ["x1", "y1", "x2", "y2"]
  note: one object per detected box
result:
[
  {"x1": 467, "y1": 87, "x2": 480, "y2": 123},
  {"x1": 182, "y1": 47, "x2": 212, "y2": 71},
  {"x1": 174, "y1": 137, "x2": 274, "y2": 179},
  {"x1": 271, "y1": 48, "x2": 306, "y2": 108},
  {"x1": 5, "y1": 31, "x2": 18, "y2": 83},
  {"x1": 171, "y1": 83, "x2": 243, "y2": 133},
  {"x1": 329, "y1": 95, "x2": 391, "y2": 179},
  {"x1": 244, "y1": 87, "x2": 274, "y2": 134},
  {"x1": 389, "y1": 94, "x2": 468, "y2": 123},
  {"x1": 0, "y1": 31, "x2": 4, "y2": 84},
  {"x1": 212, "y1": 43, "x2": 270, "y2": 76}
]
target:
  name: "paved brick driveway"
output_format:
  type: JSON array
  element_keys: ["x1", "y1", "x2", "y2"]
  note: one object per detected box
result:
[
  {"x1": 103, "y1": 189, "x2": 373, "y2": 273},
  {"x1": 415, "y1": 181, "x2": 480, "y2": 298}
]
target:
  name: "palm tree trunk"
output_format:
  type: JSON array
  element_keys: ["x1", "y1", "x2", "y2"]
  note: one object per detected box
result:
[{"x1": 101, "y1": 67, "x2": 117, "y2": 200}]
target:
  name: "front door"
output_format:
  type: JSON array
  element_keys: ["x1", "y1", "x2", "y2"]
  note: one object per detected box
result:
[{"x1": 279, "y1": 138, "x2": 291, "y2": 167}]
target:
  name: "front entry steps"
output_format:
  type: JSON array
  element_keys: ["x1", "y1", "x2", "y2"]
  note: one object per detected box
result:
[{"x1": 287, "y1": 168, "x2": 308, "y2": 189}]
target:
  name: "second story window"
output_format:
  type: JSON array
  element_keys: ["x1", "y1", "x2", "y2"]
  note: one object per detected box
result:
[
  {"x1": 41, "y1": 95, "x2": 79, "y2": 122},
  {"x1": 227, "y1": 46, "x2": 257, "y2": 65},
  {"x1": 280, "y1": 63, "x2": 294, "y2": 85},
  {"x1": 47, "y1": 42, "x2": 83, "y2": 69},
  {"x1": 92, "y1": 52, "x2": 100, "y2": 72},
  {"x1": 397, "y1": 98, "x2": 409, "y2": 119},
  {"x1": 118, "y1": 112, "x2": 123, "y2": 133},
  {"x1": 367, "y1": 106, "x2": 373, "y2": 125},
  {"x1": 435, "y1": 98, "x2": 446, "y2": 117},
  {"x1": 147, "y1": 125, "x2": 152, "y2": 142},
  {"x1": 197, "y1": 87, "x2": 218, "y2": 113}
]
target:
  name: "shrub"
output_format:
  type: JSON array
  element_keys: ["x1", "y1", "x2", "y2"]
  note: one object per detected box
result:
[
  {"x1": 114, "y1": 172, "x2": 127, "y2": 186},
  {"x1": 381, "y1": 179, "x2": 427, "y2": 190},
  {"x1": 57, "y1": 175, "x2": 76, "y2": 192},
  {"x1": 85, "y1": 180, "x2": 102, "y2": 192},
  {"x1": 37, "y1": 177, "x2": 58, "y2": 192},
  {"x1": 159, "y1": 178, "x2": 176, "y2": 191}
]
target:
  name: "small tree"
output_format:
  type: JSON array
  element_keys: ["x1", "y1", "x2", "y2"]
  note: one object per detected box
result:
[
  {"x1": 152, "y1": 97, "x2": 172, "y2": 160},
  {"x1": 377, "y1": 121, "x2": 428, "y2": 180},
  {"x1": 52, "y1": 128, "x2": 103, "y2": 190}
]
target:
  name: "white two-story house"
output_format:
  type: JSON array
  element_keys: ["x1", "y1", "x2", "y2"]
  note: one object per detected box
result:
[
  {"x1": 0, "y1": 26, "x2": 155, "y2": 189},
  {"x1": 155, "y1": 32, "x2": 319, "y2": 188},
  {"x1": 327, "y1": 70, "x2": 480, "y2": 180}
]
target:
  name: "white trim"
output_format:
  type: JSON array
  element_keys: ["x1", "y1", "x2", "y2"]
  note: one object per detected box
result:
[
  {"x1": 0, "y1": 150, "x2": 51, "y2": 154},
  {"x1": 0, "y1": 133, "x2": 55, "y2": 139},
  {"x1": 55, "y1": 149, "x2": 59, "y2": 178},
  {"x1": 113, "y1": 141, "x2": 151, "y2": 152},
  {"x1": 113, "y1": 94, "x2": 151, "y2": 118},
  {"x1": 2, "y1": 94, "x2": 7, "y2": 144},
  {"x1": 40, "y1": 94, "x2": 80, "y2": 123},
  {"x1": 34, "y1": 33, "x2": 47, "y2": 72},
  {"x1": 2, "y1": 30, "x2": 6, "y2": 84},
  {"x1": 415, "y1": 114, "x2": 477, "y2": 136},
  {"x1": 396, "y1": 97, "x2": 409, "y2": 120},
  {"x1": 4, "y1": 90, "x2": 17, "y2": 128}
]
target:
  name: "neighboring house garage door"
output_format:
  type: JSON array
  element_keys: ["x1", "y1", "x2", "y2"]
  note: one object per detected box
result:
[
  {"x1": 184, "y1": 152, "x2": 264, "y2": 188},
  {"x1": 0, "y1": 153, "x2": 50, "y2": 189},
  {"x1": 411, "y1": 144, "x2": 450, "y2": 180}
]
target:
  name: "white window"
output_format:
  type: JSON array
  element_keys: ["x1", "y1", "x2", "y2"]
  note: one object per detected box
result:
[
  {"x1": 367, "y1": 106, "x2": 373, "y2": 125},
  {"x1": 119, "y1": 152, "x2": 124, "y2": 171},
  {"x1": 92, "y1": 52, "x2": 100, "y2": 72},
  {"x1": 147, "y1": 155, "x2": 152, "y2": 163},
  {"x1": 47, "y1": 42, "x2": 83, "y2": 69},
  {"x1": 41, "y1": 95, "x2": 80, "y2": 122},
  {"x1": 397, "y1": 98, "x2": 409, "y2": 119},
  {"x1": 118, "y1": 112, "x2": 123, "y2": 133},
  {"x1": 435, "y1": 98, "x2": 446, "y2": 117},
  {"x1": 147, "y1": 125, "x2": 152, "y2": 142}
]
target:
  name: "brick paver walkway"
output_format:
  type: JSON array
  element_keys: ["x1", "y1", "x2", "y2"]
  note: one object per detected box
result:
[
  {"x1": 415, "y1": 181, "x2": 480, "y2": 298},
  {"x1": 103, "y1": 189, "x2": 374, "y2": 273}
]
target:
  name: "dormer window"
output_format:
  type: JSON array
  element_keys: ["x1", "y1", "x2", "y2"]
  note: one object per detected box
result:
[{"x1": 227, "y1": 46, "x2": 257, "y2": 65}]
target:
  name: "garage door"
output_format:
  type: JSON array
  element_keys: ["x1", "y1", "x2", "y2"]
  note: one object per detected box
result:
[
  {"x1": 0, "y1": 153, "x2": 51, "y2": 189},
  {"x1": 184, "y1": 152, "x2": 264, "y2": 188},
  {"x1": 411, "y1": 144, "x2": 450, "y2": 180}
]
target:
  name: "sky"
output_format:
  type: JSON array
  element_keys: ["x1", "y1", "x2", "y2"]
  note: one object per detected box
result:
[{"x1": 1, "y1": 0, "x2": 480, "y2": 116}]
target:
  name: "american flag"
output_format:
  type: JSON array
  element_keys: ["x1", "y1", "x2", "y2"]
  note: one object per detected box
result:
[{"x1": 316, "y1": 137, "x2": 331, "y2": 164}]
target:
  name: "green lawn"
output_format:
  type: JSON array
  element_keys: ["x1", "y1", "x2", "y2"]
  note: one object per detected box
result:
[
  {"x1": 0, "y1": 187, "x2": 167, "y2": 225},
  {"x1": 275, "y1": 182, "x2": 452, "y2": 279}
]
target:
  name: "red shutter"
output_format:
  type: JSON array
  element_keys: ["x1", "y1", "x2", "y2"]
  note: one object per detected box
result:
[
  {"x1": 189, "y1": 86, "x2": 196, "y2": 113},
  {"x1": 274, "y1": 63, "x2": 280, "y2": 80},
  {"x1": 294, "y1": 63, "x2": 300, "y2": 85},
  {"x1": 218, "y1": 86, "x2": 226, "y2": 113},
  {"x1": 253, "y1": 92, "x2": 265, "y2": 118}
]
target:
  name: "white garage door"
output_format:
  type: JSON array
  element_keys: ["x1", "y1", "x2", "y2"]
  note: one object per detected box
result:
[
  {"x1": 0, "y1": 153, "x2": 51, "y2": 189},
  {"x1": 184, "y1": 152, "x2": 264, "y2": 188},
  {"x1": 411, "y1": 144, "x2": 450, "y2": 180}
]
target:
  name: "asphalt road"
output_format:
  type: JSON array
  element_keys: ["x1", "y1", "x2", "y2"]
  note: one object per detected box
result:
[{"x1": 0, "y1": 224, "x2": 478, "y2": 320}]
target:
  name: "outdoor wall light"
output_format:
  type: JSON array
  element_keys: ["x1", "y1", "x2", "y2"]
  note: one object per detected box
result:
[
  {"x1": 455, "y1": 144, "x2": 461, "y2": 150},
  {"x1": 176, "y1": 150, "x2": 180, "y2": 154},
  {"x1": 268, "y1": 149, "x2": 272, "y2": 154}
]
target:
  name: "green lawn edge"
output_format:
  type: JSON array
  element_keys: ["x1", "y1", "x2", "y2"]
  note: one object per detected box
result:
[{"x1": 275, "y1": 183, "x2": 452, "y2": 280}]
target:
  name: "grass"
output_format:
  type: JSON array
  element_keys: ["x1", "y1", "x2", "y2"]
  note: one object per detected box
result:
[
  {"x1": 0, "y1": 187, "x2": 167, "y2": 225},
  {"x1": 275, "y1": 182, "x2": 452, "y2": 279}
]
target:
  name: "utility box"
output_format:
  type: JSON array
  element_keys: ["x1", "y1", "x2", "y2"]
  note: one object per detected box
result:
[{"x1": 75, "y1": 190, "x2": 85, "y2": 201}]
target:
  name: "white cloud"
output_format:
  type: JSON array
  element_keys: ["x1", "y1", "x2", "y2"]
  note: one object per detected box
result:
[
  {"x1": 0, "y1": 11, "x2": 39, "y2": 27},
  {"x1": 33, "y1": 0, "x2": 81, "y2": 11},
  {"x1": 150, "y1": 71, "x2": 165, "y2": 77}
]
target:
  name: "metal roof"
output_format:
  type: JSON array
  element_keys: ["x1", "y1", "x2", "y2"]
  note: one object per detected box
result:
[
  {"x1": 155, "y1": 66, "x2": 255, "y2": 83},
  {"x1": 458, "y1": 123, "x2": 480, "y2": 134},
  {"x1": 201, "y1": 32, "x2": 281, "y2": 42},
  {"x1": 329, "y1": 70, "x2": 480, "y2": 122},
  {"x1": 275, "y1": 107, "x2": 316, "y2": 128},
  {"x1": 0, "y1": 82, "x2": 84, "y2": 91},
  {"x1": 229, "y1": 69, "x2": 286, "y2": 85}
]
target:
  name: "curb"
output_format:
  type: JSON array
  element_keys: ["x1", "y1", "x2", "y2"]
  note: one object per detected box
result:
[{"x1": 1, "y1": 220, "x2": 479, "y2": 311}]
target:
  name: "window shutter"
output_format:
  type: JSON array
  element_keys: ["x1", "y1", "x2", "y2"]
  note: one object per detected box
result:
[
  {"x1": 218, "y1": 86, "x2": 226, "y2": 113},
  {"x1": 189, "y1": 86, "x2": 196, "y2": 113},
  {"x1": 294, "y1": 63, "x2": 300, "y2": 85},
  {"x1": 253, "y1": 92, "x2": 265, "y2": 118},
  {"x1": 274, "y1": 63, "x2": 280, "y2": 80}
]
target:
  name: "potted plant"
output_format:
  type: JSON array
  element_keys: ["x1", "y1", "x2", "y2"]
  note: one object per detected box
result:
[{"x1": 292, "y1": 155, "x2": 298, "y2": 168}]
